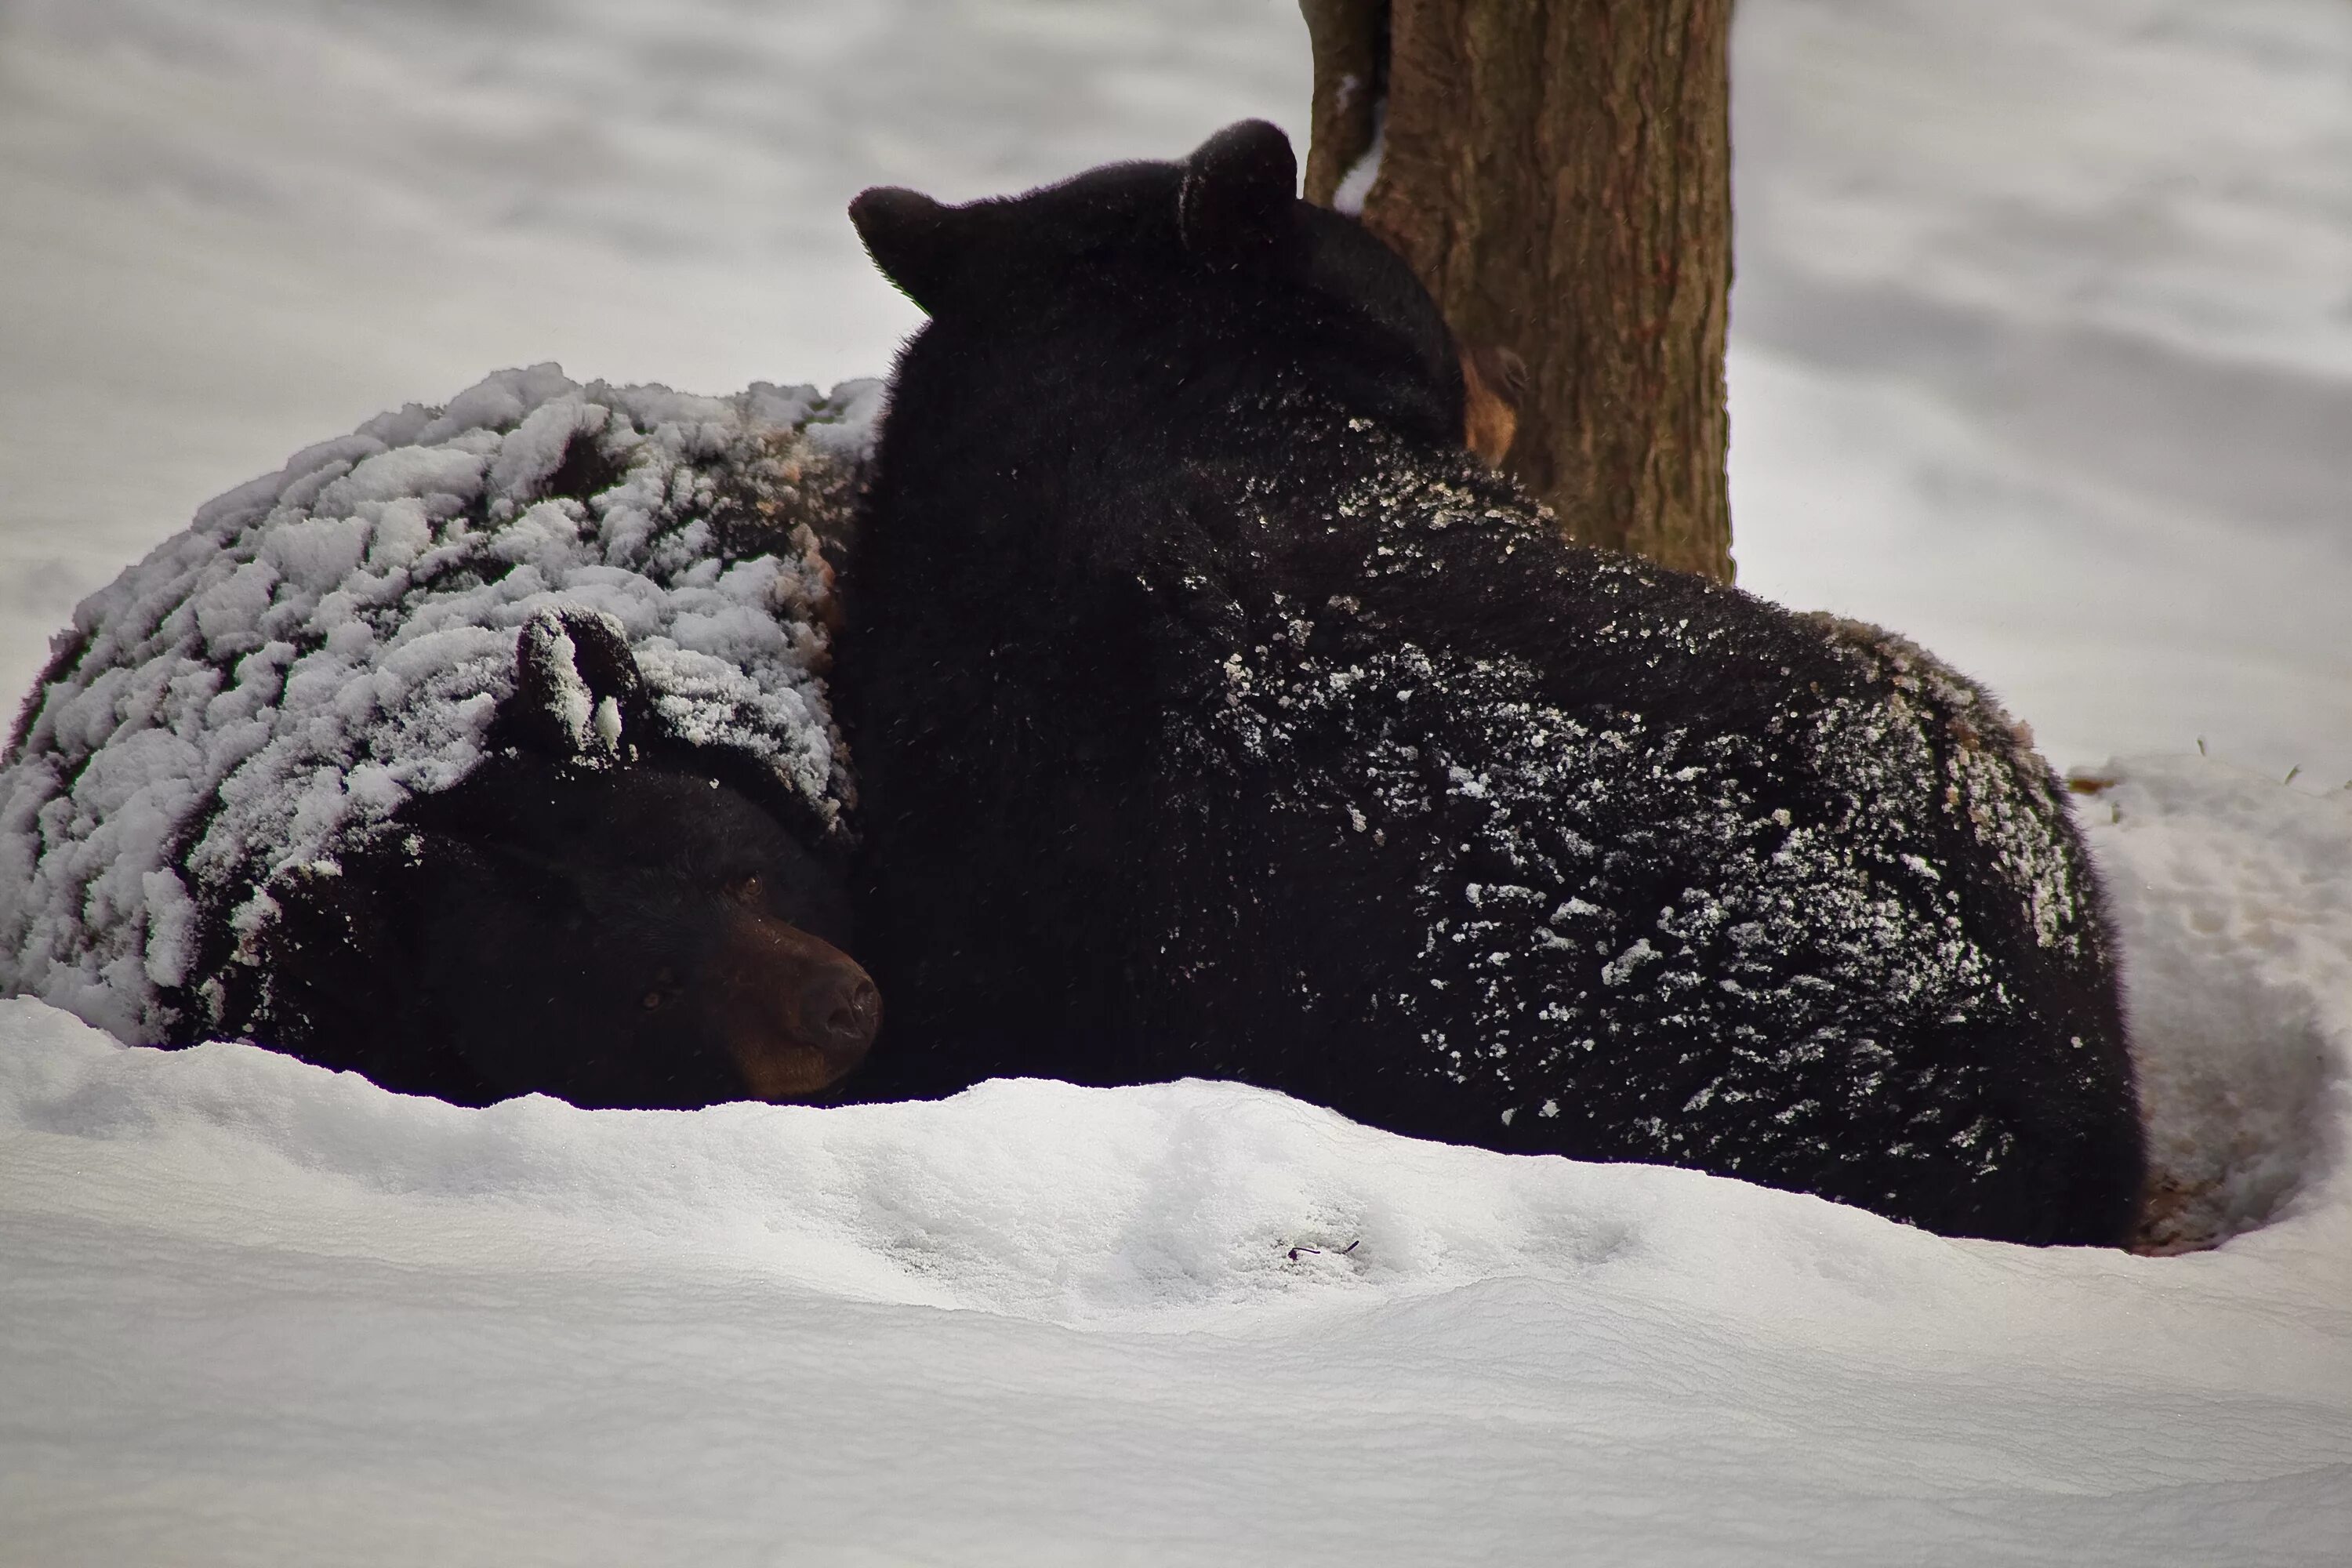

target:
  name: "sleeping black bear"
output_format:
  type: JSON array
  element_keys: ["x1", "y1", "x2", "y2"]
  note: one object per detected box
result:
[
  {"x1": 1, "y1": 368, "x2": 880, "y2": 1109},
  {"x1": 840, "y1": 121, "x2": 2144, "y2": 1245},
  {"x1": 249, "y1": 605, "x2": 880, "y2": 1108}
]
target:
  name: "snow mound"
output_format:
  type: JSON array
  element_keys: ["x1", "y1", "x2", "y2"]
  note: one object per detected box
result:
[
  {"x1": 0, "y1": 998, "x2": 1871, "y2": 1327},
  {"x1": 2076, "y1": 753, "x2": 2352, "y2": 1250},
  {"x1": 0, "y1": 367, "x2": 880, "y2": 1047}
]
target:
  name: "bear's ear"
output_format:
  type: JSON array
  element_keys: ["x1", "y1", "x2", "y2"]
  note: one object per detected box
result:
[
  {"x1": 850, "y1": 187, "x2": 964, "y2": 316},
  {"x1": 501, "y1": 605, "x2": 645, "y2": 763},
  {"x1": 1179, "y1": 120, "x2": 1298, "y2": 268}
]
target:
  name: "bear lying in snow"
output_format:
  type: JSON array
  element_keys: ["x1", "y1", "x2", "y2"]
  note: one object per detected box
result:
[
  {"x1": 1, "y1": 367, "x2": 881, "y2": 1109},
  {"x1": 840, "y1": 121, "x2": 2146, "y2": 1246}
]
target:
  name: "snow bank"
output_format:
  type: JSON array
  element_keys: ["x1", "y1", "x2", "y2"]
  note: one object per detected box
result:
[
  {"x1": 2079, "y1": 756, "x2": 2352, "y2": 1249},
  {"x1": 1, "y1": 367, "x2": 878, "y2": 1047},
  {"x1": 2, "y1": 753, "x2": 2349, "y2": 1565}
]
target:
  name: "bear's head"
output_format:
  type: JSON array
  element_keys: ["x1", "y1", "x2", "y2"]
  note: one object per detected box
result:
[
  {"x1": 850, "y1": 120, "x2": 1514, "y2": 459},
  {"x1": 267, "y1": 606, "x2": 879, "y2": 1109}
]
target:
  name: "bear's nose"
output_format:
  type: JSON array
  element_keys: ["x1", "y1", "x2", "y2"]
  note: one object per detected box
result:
[
  {"x1": 806, "y1": 968, "x2": 882, "y2": 1058},
  {"x1": 711, "y1": 909, "x2": 879, "y2": 1100}
]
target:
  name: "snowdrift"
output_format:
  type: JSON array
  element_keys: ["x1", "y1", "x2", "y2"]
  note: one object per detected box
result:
[{"x1": 3, "y1": 752, "x2": 2349, "y2": 1566}]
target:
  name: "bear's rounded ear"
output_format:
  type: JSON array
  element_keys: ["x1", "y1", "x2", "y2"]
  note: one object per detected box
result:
[
  {"x1": 501, "y1": 605, "x2": 646, "y2": 762},
  {"x1": 851, "y1": 187, "x2": 961, "y2": 316},
  {"x1": 1179, "y1": 120, "x2": 1298, "y2": 268}
]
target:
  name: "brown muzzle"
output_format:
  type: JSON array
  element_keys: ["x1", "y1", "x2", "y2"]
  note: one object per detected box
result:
[{"x1": 708, "y1": 911, "x2": 881, "y2": 1100}]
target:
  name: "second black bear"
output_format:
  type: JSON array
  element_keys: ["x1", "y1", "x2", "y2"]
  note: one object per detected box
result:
[
  {"x1": 841, "y1": 122, "x2": 2143, "y2": 1245},
  {"x1": 2, "y1": 368, "x2": 881, "y2": 1109},
  {"x1": 255, "y1": 606, "x2": 880, "y2": 1109}
]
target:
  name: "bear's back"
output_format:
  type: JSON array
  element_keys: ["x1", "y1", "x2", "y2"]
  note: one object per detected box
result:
[{"x1": 844, "y1": 122, "x2": 2143, "y2": 1243}]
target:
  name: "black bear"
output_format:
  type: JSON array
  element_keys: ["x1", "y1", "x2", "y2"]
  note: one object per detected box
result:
[
  {"x1": 2, "y1": 367, "x2": 881, "y2": 1109},
  {"x1": 840, "y1": 121, "x2": 2144, "y2": 1245},
  {"x1": 245, "y1": 605, "x2": 880, "y2": 1108}
]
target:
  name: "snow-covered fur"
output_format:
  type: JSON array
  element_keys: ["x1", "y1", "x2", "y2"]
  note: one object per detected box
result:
[
  {"x1": 841, "y1": 122, "x2": 2144, "y2": 1245},
  {"x1": 2, "y1": 365, "x2": 880, "y2": 1103}
]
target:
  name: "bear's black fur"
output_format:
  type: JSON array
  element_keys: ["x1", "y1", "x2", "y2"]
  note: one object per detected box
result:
[
  {"x1": 238, "y1": 607, "x2": 880, "y2": 1109},
  {"x1": 840, "y1": 121, "x2": 2144, "y2": 1245}
]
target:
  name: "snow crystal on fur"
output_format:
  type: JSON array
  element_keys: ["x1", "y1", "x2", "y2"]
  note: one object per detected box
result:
[{"x1": 1, "y1": 365, "x2": 880, "y2": 1045}]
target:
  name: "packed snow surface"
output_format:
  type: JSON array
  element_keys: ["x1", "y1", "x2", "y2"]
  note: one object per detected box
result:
[{"x1": 3, "y1": 753, "x2": 2350, "y2": 1566}]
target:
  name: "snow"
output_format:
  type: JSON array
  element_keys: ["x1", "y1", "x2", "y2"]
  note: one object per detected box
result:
[
  {"x1": 4, "y1": 0, "x2": 2350, "y2": 1559},
  {"x1": 1733, "y1": 0, "x2": 2352, "y2": 383},
  {"x1": 2088, "y1": 759, "x2": 2352, "y2": 1251},
  {"x1": 1730, "y1": 0, "x2": 2352, "y2": 788},
  {"x1": 1331, "y1": 111, "x2": 1384, "y2": 216},
  {"x1": 3, "y1": 757, "x2": 2350, "y2": 1565}
]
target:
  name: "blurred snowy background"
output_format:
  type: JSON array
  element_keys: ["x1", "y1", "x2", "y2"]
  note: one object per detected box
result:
[
  {"x1": 4, "y1": 3, "x2": 2352, "y2": 1563},
  {"x1": 2, "y1": 0, "x2": 2348, "y2": 787}
]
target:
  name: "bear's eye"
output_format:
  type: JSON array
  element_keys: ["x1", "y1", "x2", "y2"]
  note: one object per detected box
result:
[
  {"x1": 641, "y1": 991, "x2": 662, "y2": 1011},
  {"x1": 731, "y1": 875, "x2": 765, "y2": 906}
]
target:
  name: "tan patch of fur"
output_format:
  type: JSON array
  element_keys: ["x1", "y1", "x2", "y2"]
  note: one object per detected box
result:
[
  {"x1": 1461, "y1": 345, "x2": 1527, "y2": 467},
  {"x1": 2129, "y1": 1173, "x2": 2221, "y2": 1256}
]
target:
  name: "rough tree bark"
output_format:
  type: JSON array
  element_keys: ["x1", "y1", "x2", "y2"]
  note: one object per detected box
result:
[{"x1": 1302, "y1": 0, "x2": 1736, "y2": 583}]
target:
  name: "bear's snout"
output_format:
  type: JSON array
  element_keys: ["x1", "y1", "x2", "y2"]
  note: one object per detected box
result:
[
  {"x1": 804, "y1": 966, "x2": 883, "y2": 1058},
  {"x1": 711, "y1": 910, "x2": 881, "y2": 1101}
]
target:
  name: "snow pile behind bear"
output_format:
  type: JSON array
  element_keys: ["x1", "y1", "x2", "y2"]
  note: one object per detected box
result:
[
  {"x1": 0, "y1": 365, "x2": 880, "y2": 1046},
  {"x1": 2089, "y1": 759, "x2": 2352, "y2": 1250}
]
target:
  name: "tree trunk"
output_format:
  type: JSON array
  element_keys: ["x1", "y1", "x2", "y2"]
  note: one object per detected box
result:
[{"x1": 1303, "y1": 0, "x2": 1736, "y2": 583}]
